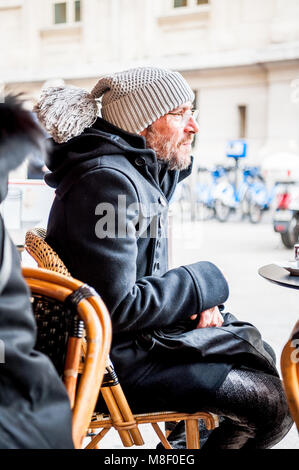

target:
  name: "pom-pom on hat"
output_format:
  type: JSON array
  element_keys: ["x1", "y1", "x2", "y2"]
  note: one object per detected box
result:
[{"x1": 34, "y1": 67, "x2": 194, "y2": 143}]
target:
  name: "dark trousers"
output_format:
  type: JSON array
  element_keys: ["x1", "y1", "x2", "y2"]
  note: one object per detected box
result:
[{"x1": 121, "y1": 361, "x2": 293, "y2": 449}]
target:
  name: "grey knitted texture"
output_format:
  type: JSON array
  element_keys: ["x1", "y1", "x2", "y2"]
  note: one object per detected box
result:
[
  {"x1": 91, "y1": 67, "x2": 195, "y2": 135},
  {"x1": 34, "y1": 67, "x2": 194, "y2": 143}
]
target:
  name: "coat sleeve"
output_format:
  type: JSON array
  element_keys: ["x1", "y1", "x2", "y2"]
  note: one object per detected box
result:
[{"x1": 58, "y1": 168, "x2": 229, "y2": 334}]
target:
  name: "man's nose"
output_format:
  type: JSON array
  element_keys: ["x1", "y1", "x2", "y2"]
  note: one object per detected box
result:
[{"x1": 185, "y1": 116, "x2": 199, "y2": 134}]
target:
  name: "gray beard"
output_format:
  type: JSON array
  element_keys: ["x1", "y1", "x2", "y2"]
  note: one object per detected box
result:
[{"x1": 144, "y1": 128, "x2": 192, "y2": 171}]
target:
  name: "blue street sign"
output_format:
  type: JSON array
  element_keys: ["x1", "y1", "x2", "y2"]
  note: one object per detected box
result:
[{"x1": 226, "y1": 140, "x2": 247, "y2": 158}]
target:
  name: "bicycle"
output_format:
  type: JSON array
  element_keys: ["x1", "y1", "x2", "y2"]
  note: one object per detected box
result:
[{"x1": 195, "y1": 165, "x2": 228, "y2": 220}]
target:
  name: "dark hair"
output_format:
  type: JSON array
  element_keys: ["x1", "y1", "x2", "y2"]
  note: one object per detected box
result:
[
  {"x1": 0, "y1": 94, "x2": 48, "y2": 172},
  {"x1": 0, "y1": 94, "x2": 44, "y2": 142}
]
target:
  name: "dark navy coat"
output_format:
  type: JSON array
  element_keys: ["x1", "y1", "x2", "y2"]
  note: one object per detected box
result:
[{"x1": 45, "y1": 118, "x2": 232, "y2": 396}]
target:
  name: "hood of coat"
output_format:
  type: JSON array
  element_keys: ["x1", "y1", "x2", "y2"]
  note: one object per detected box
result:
[
  {"x1": 45, "y1": 117, "x2": 156, "y2": 188},
  {"x1": 45, "y1": 117, "x2": 193, "y2": 198}
]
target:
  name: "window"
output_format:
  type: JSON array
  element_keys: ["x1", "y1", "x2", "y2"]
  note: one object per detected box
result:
[
  {"x1": 74, "y1": 0, "x2": 81, "y2": 22},
  {"x1": 173, "y1": 0, "x2": 208, "y2": 7},
  {"x1": 174, "y1": 0, "x2": 187, "y2": 7},
  {"x1": 54, "y1": 2, "x2": 67, "y2": 24},
  {"x1": 238, "y1": 105, "x2": 247, "y2": 139},
  {"x1": 53, "y1": 1, "x2": 81, "y2": 25},
  {"x1": 160, "y1": 0, "x2": 210, "y2": 25}
]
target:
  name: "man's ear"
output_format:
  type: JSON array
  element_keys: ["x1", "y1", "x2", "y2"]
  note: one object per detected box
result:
[{"x1": 140, "y1": 129, "x2": 147, "y2": 137}]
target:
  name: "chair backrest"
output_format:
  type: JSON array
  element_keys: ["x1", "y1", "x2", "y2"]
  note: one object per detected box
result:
[
  {"x1": 25, "y1": 228, "x2": 71, "y2": 276},
  {"x1": 280, "y1": 322, "x2": 299, "y2": 433},
  {"x1": 22, "y1": 266, "x2": 112, "y2": 448}
]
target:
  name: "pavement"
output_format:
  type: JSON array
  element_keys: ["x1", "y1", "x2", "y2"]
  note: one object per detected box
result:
[{"x1": 21, "y1": 211, "x2": 299, "y2": 450}]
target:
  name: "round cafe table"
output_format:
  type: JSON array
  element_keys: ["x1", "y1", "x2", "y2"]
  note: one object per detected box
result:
[{"x1": 258, "y1": 263, "x2": 299, "y2": 290}]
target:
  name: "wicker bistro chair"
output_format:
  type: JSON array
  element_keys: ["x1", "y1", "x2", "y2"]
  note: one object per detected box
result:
[
  {"x1": 25, "y1": 228, "x2": 219, "y2": 449},
  {"x1": 280, "y1": 320, "x2": 299, "y2": 433},
  {"x1": 22, "y1": 266, "x2": 112, "y2": 448}
]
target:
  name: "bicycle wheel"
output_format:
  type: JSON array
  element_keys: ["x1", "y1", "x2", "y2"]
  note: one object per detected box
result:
[
  {"x1": 240, "y1": 190, "x2": 250, "y2": 219},
  {"x1": 214, "y1": 199, "x2": 230, "y2": 222},
  {"x1": 196, "y1": 202, "x2": 214, "y2": 221},
  {"x1": 248, "y1": 202, "x2": 263, "y2": 224}
]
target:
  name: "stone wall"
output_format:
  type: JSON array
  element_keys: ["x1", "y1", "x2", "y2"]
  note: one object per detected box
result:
[{"x1": 1, "y1": 0, "x2": 299, "y2": 171}]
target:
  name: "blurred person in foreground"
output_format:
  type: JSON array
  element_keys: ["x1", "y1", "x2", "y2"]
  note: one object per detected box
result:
[
  {"x1": 27, "y1": 148, "x2": 48, "y2": 179},
  {"x1": 0, "y1": 95, "x2": 74, "y2": 448},
  {"x1": 26, "y1": 111, "x2": 48, "y2": 179},
  {"x1": 35, "y1": 68, "x2": 292, "y2": 449}
]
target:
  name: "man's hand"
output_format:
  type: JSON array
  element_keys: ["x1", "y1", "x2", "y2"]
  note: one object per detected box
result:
[{"x1": 190, "y1": 306, "x2": 224, "y2": 329}]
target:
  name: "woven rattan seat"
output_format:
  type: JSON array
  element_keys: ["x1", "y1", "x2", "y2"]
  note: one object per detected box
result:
[
  {"x1": 25, "y1": 228, "x2": 219, "y2": 449},
  {"x1": 32, "y1": 294, "x2": 73, "y2": 376}
]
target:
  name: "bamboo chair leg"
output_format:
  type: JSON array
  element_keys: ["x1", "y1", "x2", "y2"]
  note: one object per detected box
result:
[
  {"x1": 151, "y1": 423, "x2": 172, "y2": 449},
  {"x1": 64, "y1": 337, "x2": 82, "y2": 408},
  {"x1": 101, "y1": 387, "x2": 134, "y2": 447},
  {"x1": 85, "y1": 428, "x2": 110, "y2": 449},
  {"x1": 111, "y1": 383, "x2": 144, "y2": 445},
  {"x1": 185, "y1": 419, "x2": 200, "y2": 449}
]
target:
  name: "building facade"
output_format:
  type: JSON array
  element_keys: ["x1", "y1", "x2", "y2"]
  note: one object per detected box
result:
[{"x1": 1, "y1": 0, "x2": 299, "y2": 171}]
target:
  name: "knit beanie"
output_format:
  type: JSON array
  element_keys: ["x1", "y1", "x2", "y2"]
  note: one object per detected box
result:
[{"x1": 34, "y1": 67, "x2": 194, "y2": 143}]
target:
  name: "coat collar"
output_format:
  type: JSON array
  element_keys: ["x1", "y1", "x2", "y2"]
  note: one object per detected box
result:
[{"x1": 46, "y1": 117, "x2": 193, "y2": 199}]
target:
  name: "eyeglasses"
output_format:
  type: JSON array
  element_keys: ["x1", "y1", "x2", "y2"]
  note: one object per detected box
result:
[{"x1": 166, "y1": 108, "x2": 199, "y2": 126}]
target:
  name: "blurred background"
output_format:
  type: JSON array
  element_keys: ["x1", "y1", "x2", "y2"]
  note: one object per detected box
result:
[
  {"x1": 1, "y1": 0, "x2": 299, "y2": 448},
  {"x1": 1, "y1": 0, "x2": 299, "y2": 230}
]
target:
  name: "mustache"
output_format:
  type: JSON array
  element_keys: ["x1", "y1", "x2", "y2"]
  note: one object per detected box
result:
[{"x1": 179, "y1": 136, "x2": 193, "y2": 146}]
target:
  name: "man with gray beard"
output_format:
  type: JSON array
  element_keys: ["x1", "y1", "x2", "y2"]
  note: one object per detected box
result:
[{"x1": 35, "y1": 67, "x2": 292, "y2": 449}]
